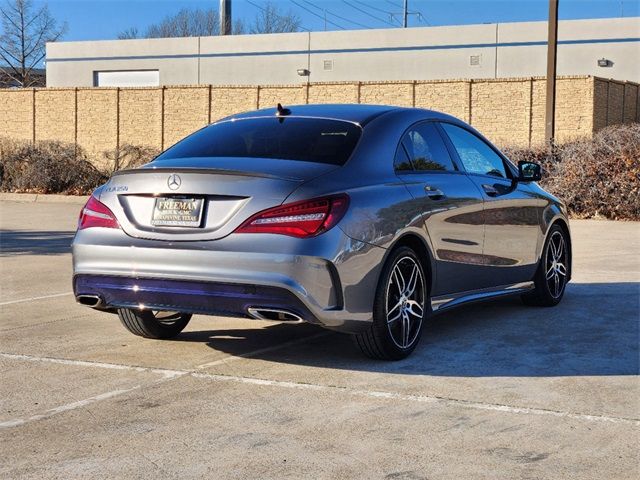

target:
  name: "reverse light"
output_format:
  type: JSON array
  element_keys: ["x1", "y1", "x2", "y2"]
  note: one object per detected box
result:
[
  {"x1": 78, "y1": 195, "x2": 120, "y2": 230},
  {"x1": 235, "y1": 194, "x2": 349, "y2": 238}
]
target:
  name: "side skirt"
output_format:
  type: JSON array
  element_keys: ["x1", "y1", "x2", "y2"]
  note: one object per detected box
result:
[{"x1": 430, "y1": 281, "x2": 534, "y2": 314}]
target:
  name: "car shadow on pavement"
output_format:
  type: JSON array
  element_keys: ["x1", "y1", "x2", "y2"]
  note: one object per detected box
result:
[
  {"x1": 0, "y1": 230, "x2": 75, "y2": 256},
  {"x1": 176, "y1": 282, "x2": 639, "y2": 377}
]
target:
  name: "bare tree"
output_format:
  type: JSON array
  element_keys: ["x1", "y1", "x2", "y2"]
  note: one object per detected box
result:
[
  {"x1": 117, "y1": 3, "x2": 299, "y2": 40},
  {"x1": 146, "y1": 8, "x2": 219, "y2": 38},
  {"x1": 117, "y1": 27, "x2": 139, "y2": 40},
  {"x1": 249, "y1": 2, "x2": 300, "y2": 34},
  {"x1": 0, "y1": 0, "x2": 66, "y2": 87}
]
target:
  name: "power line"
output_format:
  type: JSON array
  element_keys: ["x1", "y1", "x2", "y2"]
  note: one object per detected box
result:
[
  {"x1": 351, "y1": 0, "x2": 400, "y2": 24},
  {"x1": 385, "y1": 0, "x2": 431, "y2": 27},
  {"x1": 245, "y1": 0, "x2": 311, "y2": 31},
  {"x1": 353, "y1": 0, "x2": 397, "y2": 16},
  {"x1": 301, "y1": 0, "x2": 373, "y2": 29},
  {"x1": 343, "y1": 0, "x2": 399, "y2": 27},
  {"x1": 289, "y1": 0, "x2": 347, "y2": 30}
]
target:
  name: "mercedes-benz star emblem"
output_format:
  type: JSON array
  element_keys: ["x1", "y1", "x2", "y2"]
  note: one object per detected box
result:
[{"x1": 167, "y1": 174, "x2": 181, "y2": 190}]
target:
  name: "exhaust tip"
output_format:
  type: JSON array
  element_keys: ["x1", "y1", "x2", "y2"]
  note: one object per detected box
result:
[
  {"x1": 247, "y1": 307, "x2": 303, "y2": 322},
  {"x1": 76, "y1": 295, "x2": 103, "y2": 308}
]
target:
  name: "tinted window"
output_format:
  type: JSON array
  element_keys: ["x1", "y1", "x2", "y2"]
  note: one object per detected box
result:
[
  {"x1": 400, "y1": 122, "x2": 455, "y2": 172},
  {"x1": 156, "y1": 117, "x2": 362, "y2": 166},
  {"x1": 440, "y1": 123, "x2": 507, "y2": 178},
  {"x1": 394, "y1": 145, "x2": 413, "y2": 171}
]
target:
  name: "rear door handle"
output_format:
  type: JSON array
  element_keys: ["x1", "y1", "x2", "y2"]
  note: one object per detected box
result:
[
  {"x1": 424, "y1": 185, "x2": 445, "y2": 200},
  {"x1": 482, "y1": 184, "x2": 499, "y2": 197}
]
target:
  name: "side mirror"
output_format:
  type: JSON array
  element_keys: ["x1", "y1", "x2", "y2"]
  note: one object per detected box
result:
[{"x1": 517, "y1": 161, "x2": 542, "y2": 182}]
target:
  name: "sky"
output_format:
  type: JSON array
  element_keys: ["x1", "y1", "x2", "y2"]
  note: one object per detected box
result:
[{"x1": 38, "y1": 0, "x2": 640, "y2": 42}]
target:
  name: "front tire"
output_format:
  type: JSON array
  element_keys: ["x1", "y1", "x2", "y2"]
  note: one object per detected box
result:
[
  {"x1": 522, "y1": 224, "x2": 570, "y2": 307},
  {"x1": 354, "y1": 246, "x2": 427, "y2": 360},
  {"x1": 118, "y1": 309, "x2": 192, "y2": 339}
]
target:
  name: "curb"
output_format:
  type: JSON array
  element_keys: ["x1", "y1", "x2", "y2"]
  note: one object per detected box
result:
[{"x1": 0, "y1": 193, "x2": 88, "y2": 205}]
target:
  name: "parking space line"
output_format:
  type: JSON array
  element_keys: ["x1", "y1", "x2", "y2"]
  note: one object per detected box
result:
[
  {"x1": 1, "y1": 352, "x2": 184, "y2": 379},
  {"x1": 0, "y1": 292, "x2": 73, "y2": 306},
  {"x1": 0, "y1": 386, "x2": 144, "y2": 429},
  {"x1": 190, "y1": 372, "x2": 640, "y2": 426},
  {"x1": 0, "y1": 375, "x2": 184, "y2": 430},
  {"x1": 3, "y1": 352, "x2": 638, "y2": 427}
]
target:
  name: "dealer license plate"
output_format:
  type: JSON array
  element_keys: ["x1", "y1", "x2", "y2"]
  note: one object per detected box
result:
[{"x1": 151, "y1": 197, "x2": 204, "y2": 227}]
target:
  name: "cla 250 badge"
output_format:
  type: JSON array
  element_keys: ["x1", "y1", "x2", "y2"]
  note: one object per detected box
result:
[{"x1": 105, "y1": 185, "x2": 128, "y2": 193}]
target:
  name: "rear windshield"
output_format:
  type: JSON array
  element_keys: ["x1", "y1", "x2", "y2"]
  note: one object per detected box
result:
[{"x1": 156, "y1": 117, "x2": 362, "y2": 166}]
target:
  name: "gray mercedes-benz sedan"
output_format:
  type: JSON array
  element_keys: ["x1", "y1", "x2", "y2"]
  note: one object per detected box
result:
[{"x1": 73, "y1": 104, "x2": 571, "y2": 359}]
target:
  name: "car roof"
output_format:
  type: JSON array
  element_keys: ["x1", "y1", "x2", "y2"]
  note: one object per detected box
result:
[{"x1": 226, "y1": 104, "x2": 453, "y2": 127}]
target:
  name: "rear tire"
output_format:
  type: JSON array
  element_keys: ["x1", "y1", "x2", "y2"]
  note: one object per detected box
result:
[
  {"x1": 117, "y1": 309, "x2": 192, "y2": 339},
  {"x1": 521, "y1": 224, "x2": 570, "y2": 307},
  {"x1": 354, "y1": 246, "x2": 428, "y2": 360}
]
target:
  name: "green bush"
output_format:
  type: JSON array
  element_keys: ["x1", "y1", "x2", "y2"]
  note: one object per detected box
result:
[{"x1": 503, "y1": 123, "x2": 640, "y2": 220}]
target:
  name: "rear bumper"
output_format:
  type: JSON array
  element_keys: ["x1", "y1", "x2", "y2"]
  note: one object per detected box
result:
[
  {"x1": 73, "y1": 275, "x2": 319, "y2": 322},
  {"x1": 72, "y1": 227, "x2": 385, "y2": 333}
]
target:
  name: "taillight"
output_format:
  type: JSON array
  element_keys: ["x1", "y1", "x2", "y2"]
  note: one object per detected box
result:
[
  {"x1": 78, "y1": 195, "x2": 120, "y2": 230},
  {"x1": 235, "y1": 194, "x2": 349, "y2": 238}
]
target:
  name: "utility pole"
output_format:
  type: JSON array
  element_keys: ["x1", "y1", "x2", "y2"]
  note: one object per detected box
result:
[
  {"x1": 220, "y1": 0, "x2": 232, "y2": 35},
  {"x1": 403, "y1": 0, "x2": 408, "y2": 28},
  {"x1": 545, "y1": 0, "x2": 559, "y2": 146}
]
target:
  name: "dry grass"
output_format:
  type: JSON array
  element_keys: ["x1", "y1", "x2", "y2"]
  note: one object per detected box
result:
[
  {"x1": 0, "y1": 139, "x2": 107, "y2": 195},
  {"x1": 0, "y1": 139, "x2": 158, "y2": 195},
  {"x1": 504, "y1": 123, "x2": 640, "y2": 220}
]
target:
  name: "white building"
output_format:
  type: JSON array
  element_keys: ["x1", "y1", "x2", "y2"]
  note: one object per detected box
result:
[{"x1": 45, "y1": 17, "x2": 640, "y2": 87}]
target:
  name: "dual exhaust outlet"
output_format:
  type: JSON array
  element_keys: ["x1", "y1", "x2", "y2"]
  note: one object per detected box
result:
[
  {"x1": 246, "y1": 308, "x2": 303, "y2": 322},
  {"x1": 76, "y1": 295, "x2": 303, "y2": 323},
  {"x1": 76, "y1": 294, "x2": 103, "y2": 308}
]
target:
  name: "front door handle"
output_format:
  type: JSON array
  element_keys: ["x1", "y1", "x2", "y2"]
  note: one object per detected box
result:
[
  {"x1": 482, "y1": 184, "x2": 499, "y2": 197},
  {"x1": 424, "y1": 185, "x2": 445, "y2": 200}
]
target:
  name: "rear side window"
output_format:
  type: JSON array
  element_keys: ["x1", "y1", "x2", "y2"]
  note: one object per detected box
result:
[
  {"x1": 399, "y1": 122, "x2": 455, "y2": 172},
  {"x1": 440, "y1": 123, "x2": 508, "y2": 178},
  {"x1": 394, "y1": 145, "x2": 413, "y2": 171},
  {"x1": 156, "y1": 117, "x2": 362, "y2": 166}
]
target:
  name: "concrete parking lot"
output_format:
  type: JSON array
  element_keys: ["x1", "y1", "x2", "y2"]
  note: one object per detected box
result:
[{"x1": 1, "y1": 200, "x2": 638, "y2": 479}]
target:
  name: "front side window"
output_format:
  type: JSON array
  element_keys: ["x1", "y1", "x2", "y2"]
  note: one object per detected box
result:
[
  {"x1": 440, "y1": 123, "x2": 507, "y2": 178},
  {"x1": 156, "y1": 117, "x2": 362, "y2": 166},
  {"x1": 400, "y1": 122, "x2": 455, "y2": 172}
]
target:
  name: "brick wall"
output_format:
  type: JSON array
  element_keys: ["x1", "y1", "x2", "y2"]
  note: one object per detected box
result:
[
  {"x1": 210, "y1": 86, "x2": 258, "y2": 122},
  {"x1": 0, "y1": 76, "x2": 637, "y2": 165},
  {"x1": 0, "y1": 89, "x2": 33, "y2": 142},
  {"x1": 307, "y1": 83, "x2": 359, "y2": 104},
  {"x1": 34, "y1": 89, "x2": 75, "y2": 144},
  {"x1": 119, "y1": 88, "x2": 162, "y2": 150},
  {"x1": 76, "y1": 88, "x2": 118, "y2": 160},
  {"x1": 414, "y1": 80, "x2": 471, "y2": 124},
  {"x1": 163, "y1": 86, "x2": 210, "y2": 149}
]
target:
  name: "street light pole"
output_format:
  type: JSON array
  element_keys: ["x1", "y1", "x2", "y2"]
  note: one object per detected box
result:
[
  {"x1": 403, "y1": 0, "x2": 408, "y2": 28},
  {"x1": 545, "y1": 0, "x2": 559, "y2": 146},
  {"x1": 220, "y1": 0, "x2": 232, "y2": 35}
]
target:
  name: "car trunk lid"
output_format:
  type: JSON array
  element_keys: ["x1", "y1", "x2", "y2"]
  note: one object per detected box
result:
[{"x1": 97, "y1": 158, "x2": 337, "y2": 241}]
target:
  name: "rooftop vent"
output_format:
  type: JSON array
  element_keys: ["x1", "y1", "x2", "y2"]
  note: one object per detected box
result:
[{"x1": 469, "y1": 55, "x2": 481, "y2": 66}]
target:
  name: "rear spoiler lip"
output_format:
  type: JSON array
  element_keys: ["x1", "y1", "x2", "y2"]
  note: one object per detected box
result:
[{"x1": 111, "y1": 166, "x2": 303, "y2": 182}]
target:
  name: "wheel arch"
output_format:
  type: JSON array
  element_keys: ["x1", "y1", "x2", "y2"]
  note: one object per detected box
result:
[
  {"x1": 549, "y1": 218, "x2": 572, "y2": 281},
  {"x1": 539, "y1": 216, "x2": 573, "y2": 282},
  {"x1": 380, "y1": 232, "x2": 435, "y2": 299}
]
